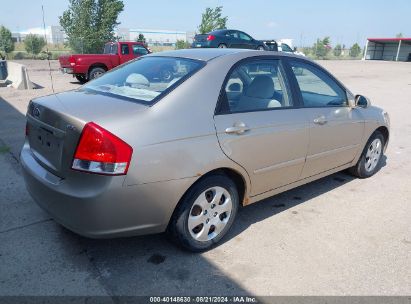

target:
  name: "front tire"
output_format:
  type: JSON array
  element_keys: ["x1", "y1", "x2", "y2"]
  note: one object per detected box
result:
[
  {"x1": 168, "y1": 175, "x2": 239, "y2": 252},
  {"x1": 257, "y1": 45, "x2": 265, "y2": 51},
  {"x1": 218, "y1": 44, "x2": 227, "y2": 48},
  {"x1": 349, "y1": 131, "x2": 385, "y2": 178}
]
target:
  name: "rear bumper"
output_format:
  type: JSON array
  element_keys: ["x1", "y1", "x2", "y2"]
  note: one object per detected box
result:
[
  {"x1": 60, "y1": 67, "x2": 74, "y2": 74},
  {"x1": 20, "y1": 141, "x2": 195, "y2": 238},
  {"x1": 191, "y1": 42, "x2": 213, "y2": 48},
  {"x1": 59, "y1": 65, "x2": 88, "y2": 75}
]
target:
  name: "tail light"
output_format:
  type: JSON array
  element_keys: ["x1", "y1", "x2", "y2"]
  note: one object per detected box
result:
[
  {"x1": 25, "y1": 121, "x2": 29, "y2": 136},
  {"x1": 72, "y1": 122, "x2": 133, "y2": 175},
  {"x1": 69, "y1": 56, "x2": 76, "y2": 66},
  {"x1": 207, "y1": 35, "x2": 216, "y2": 41}
]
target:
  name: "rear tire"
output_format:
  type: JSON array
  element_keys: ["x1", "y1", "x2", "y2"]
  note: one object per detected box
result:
[
  {"x1": 349, "y1": 131, "x2": 385, "y2": 178},
  {"x1": 218, "y1": 44, "x2": 227, "y2": 48},
  {"x1": 88, "y1": 67, "x2": 106, "y2": 81},
  {"x1": 75, "y1": 74, "x2": 88, "y2": 84},
  {"x1": 168, "y1": 175, "x2": 239, "y2": 252}
]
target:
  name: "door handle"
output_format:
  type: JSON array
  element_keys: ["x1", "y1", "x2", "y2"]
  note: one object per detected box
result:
[
  {"x1": 225, "y1": 122, "x2": 250, "y2": 135},
  {"x1": 313, "y1": 115, "x2": 327, "y2": 125}
]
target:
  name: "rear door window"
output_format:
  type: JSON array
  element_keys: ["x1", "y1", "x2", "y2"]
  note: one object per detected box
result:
[
  {"x1": 220, "y1": 59, "x2": 292, "y2": 113},
  {"x1": 226, "y1": 31, "x2": 238, "y2": 39}
]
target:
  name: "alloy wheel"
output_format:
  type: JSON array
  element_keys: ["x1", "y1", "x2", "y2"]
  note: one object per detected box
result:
[
  {"x1": 188, "y1": 186, "x2": 233, "y2": 242},
  {"x1": 365, "y1": 138, "x2": 382, "y2": 172}
]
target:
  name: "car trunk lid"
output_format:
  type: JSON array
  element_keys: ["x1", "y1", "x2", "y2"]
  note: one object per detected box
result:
[
  {"x1": 193, "y1": 34, "x2": 209, "y2": 43},
  {"x1": 27, "y1": 91, "x2": 148, "y2": 178}
]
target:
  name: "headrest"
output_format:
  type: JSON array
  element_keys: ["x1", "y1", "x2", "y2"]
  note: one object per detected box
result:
[
  {"x1": 246, "y1": 75, "x2": 274, "y2": 99},
  {"x1": 125, "y1": 73, "x2": 149, "y2": 88}
]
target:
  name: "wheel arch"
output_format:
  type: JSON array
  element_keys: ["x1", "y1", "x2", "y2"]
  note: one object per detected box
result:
[
  {"x1": 88, "y1": 63, "x2": 108, "y2": 74},
  {"x1": 171, "y1": 167, "x2": 247, "y2": 217},
  {"x1": 375, "y1": 125, "x2": 389, "y2": 150},
  {"x1": 194, "y1": 168, "x2": 247, "y2": 205}
]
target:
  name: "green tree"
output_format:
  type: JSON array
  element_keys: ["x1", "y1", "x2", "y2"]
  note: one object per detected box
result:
[
  {"x1": 198, "y1": 6, "x2": 228, "y2": 34},
  {"x1": 349, "y1": 43, "x2": 362, "y2": 58},
  {"x1": 333, "y1": 44, "x2": 342, "y2": 57},
  {"x1": 396, "y1": 33, "x2": 403, "y2": 38},
  {"x1": 59, "y1": 0, "x2": 124, "y2": 54},
  {"x1": 0, "y1": 25, "x2": 15, "y2": 59},
  {"x1": 302, "y1": 47, "x2": 311, "y2": 56},
  {"x1": 24, "y1": 34, "x2": 47, "y2": 55},
  {"x1": 175, "y1": 39, "x2": 189, "y2": 50},
  {"x1": 136, "y1": 33, "x2": 146, "y2": 44},
  {"x1": 312, "y1": 37, "x2": 331, "y2": 59}
]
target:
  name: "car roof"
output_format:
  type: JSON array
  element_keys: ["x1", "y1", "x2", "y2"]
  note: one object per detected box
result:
[
  {"x1": 146, "y1": 48, "x2": 308, "y2": 62},
  {"x1": 146, "y1": 48, "x2": 250, "y2": 61},
  {"x1": 209, "y1": 29, "x2": 229, "y2": 34}
]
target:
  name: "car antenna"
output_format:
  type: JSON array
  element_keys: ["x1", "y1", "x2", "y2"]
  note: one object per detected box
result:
[{"x1": 42, "y1": 5, "x2": 55, "y2": 94}]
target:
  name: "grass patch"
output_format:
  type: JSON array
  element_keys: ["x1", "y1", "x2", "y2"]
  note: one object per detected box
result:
[{"x1": 0, "y1": 146, "x2": 10, "y2": 154}]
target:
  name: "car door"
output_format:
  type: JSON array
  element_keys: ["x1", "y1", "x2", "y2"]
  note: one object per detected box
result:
[
  {"x1": 119, "y1": 43, "x2": 133, "y2": 63},
  {"x1": 286, "y1": 59, "x2": 364, "y2": 178},
  {"x1": 214, "y1": 57, "x2": 309, "y2": 196},
  {"x1": 238, "y1": 32, "x2": 255, "y2": 49},
  {"x1": 226, "y1": 31, "x2": 242, "y2": 48}
]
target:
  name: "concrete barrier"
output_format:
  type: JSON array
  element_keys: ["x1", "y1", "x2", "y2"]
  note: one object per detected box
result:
[{"x1": 5, "y1": 61, "x2": 35, "y2": 90}]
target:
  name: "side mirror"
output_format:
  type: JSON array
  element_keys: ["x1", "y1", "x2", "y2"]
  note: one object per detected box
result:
[
  {"x1": 355, "y1": 95, "x2": 371, "y2": 108},
  {"x1": 293, "y1": 47, "x2": 297, "y2": 52}
]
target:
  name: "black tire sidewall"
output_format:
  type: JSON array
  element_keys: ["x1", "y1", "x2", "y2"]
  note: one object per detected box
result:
[
  {"x1": 75, "y1": 75, "x2": 87, "y2": 84},
  {"x1": 171, "y1": 175, "x2": 239, "y2": 252},
  {"x1": 356, "y1": 131, "x2": 385, "y2": 178},
  {"x1": 89, "y1": 67, "x2": 105, "y2": 80}
]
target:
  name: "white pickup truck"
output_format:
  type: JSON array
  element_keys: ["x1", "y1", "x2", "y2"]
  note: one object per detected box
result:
[{"x1": 263, "y1": 39, "x2": 306, "y2": 56}]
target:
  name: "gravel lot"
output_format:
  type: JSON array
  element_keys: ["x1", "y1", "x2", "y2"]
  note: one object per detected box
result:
[{"x1": 0, "y1": 59, "x2": 410, "y2": 299}]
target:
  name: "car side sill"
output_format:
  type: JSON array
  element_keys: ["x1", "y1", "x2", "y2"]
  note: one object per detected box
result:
[
  {"x1": 246, "y1": 162, "x2": 353, "y2": 206},
  {"x1": 253, "y1": 157, "x2": 305, "y2": 175}
]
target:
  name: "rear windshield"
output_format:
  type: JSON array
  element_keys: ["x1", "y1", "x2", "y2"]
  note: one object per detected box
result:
[{"x1": 82, "y1": 57, "x2": 204, "y2": 105}]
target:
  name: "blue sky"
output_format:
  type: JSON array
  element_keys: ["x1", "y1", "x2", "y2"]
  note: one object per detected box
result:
[{"x1": 0, "y1": 0, "x2": 409, "y2": 46}]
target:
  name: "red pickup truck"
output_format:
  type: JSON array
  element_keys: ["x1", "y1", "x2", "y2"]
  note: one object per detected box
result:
[{"x1": 59, "y1": 41, "x2": 150, "y2": 83}]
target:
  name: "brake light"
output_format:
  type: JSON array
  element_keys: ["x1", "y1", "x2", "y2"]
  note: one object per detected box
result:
[
  {"x1": 72, "y1": 122, "x2": 133, "y2": 175},
  {"x1": 25, "y1": 121, "x2": 29, "y2": 136},
  {"x1": 207, "y1": 35, "x2": 216, "y2": 41},
  {"x1": 69, "y1": 56, "x2": 76, "y2": 66}
]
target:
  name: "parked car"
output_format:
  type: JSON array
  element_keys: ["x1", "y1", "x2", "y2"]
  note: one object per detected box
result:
[
  {"x1": 192, "y1": 29, "x2": 267, "y2": 50},
  {"x1": 22, "y1": 49, "x2": 389, "y2": 252},
  {"x1": 58, "y1": 41, "x2": 151, "y2": 83},
  {"x1": 263, "y1": 39, "x2": 306, "y2": 56}
]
